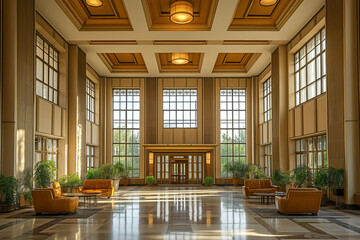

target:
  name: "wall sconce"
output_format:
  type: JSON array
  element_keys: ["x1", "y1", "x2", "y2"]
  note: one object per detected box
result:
[
  {"x1": 206, "y1": 152, "x2": 211, "y2": 164},
  {"x1": 149, "y1": 152, "x2": 154, "y2": 165}
]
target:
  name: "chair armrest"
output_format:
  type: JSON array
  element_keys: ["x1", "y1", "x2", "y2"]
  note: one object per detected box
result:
[
  {"x1": 275, "y1": 196, "x2": 287, "y2": 212},
  {"x1": 242, "y1": 186, "x2": 250, "y2": 196},
  {"x1": 272, "y1": 185, "x2": 280, "y2": 191}
]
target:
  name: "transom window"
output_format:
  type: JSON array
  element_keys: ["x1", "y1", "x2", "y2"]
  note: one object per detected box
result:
[
  {"x1": 36, "y1": 34, "x2": 59, "y2": 104},
  {"x1": 86, "y1": 145, "x2": 95, "y2": 171},
  {"x1": 295, "y1": 28, "x2": 326, "y2": 106},
  {"x1": 263, "y1": 77, "x2": 272, "y2": 122},
  {"x1": 163, "y1": 89, "x2": 197, "y2": 128},
  {"x1": 35, "y1": 136, "x2": 58, "y2": 167},
  {"x1": 264, "y1": 144, "x2": 272, "y2": 177},
  {"x1": 220, "y1": 89, "x2": 246, "y2": 178},
  {"x1": 86, "y1": 79, "x2": 95, "y2": 122},
  {"x1": 295, "y1": 135, "x2": 327, "y2": 175},
  {"x1": 112, "y1": 89, "x2": 140, "y2": 178}
]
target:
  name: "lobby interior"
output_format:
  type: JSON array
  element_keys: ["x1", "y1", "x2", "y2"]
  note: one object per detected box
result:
[{"x1": 1, "y1": 0, "x2": 360, "y2": 239}]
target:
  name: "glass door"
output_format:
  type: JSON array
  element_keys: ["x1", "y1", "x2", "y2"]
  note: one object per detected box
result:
[{"x1": 170, "y1": 161, "x2": 187, "y2": 184}]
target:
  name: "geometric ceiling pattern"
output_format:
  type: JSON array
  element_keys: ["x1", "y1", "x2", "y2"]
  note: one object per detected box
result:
[
  {"x1": 36, "y1": 0, "x2": 325, "y2": 77},
  {"x1": 229, "y1": 0, "x2": 303, "y2": 31}
]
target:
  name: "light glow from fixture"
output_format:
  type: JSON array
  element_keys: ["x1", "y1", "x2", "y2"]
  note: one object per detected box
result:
[
  {"x1": 259, "y1": 0, "x2": 278, "y2": 7},
  {"x1": 171, "y1": 53, "x2": 189, "y2": 64},
  {"x1": 170, "y1": 0, "x2": 194, "y2": 24},
  {"x1": 85, "y1": 0, "x2": 103, "y2": 7}
]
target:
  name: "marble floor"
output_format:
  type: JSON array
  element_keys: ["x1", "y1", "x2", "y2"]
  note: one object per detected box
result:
[{"x1": 1, "y1": 186, "x2": 360, "y2": 240}]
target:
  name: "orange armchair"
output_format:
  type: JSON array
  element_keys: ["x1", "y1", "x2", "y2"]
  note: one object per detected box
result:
[
  {"x1": 32, "y1": 188, "x2": 79, "y2": 214},
  {"x1": 242, "y1": 179, "x2": 280, "y2": 197},
  {"x1": 77, "y1": 179, "x2": 114, "y2": 198},
  {"x1": 275, "y1": 188, "x2": 322, "y2": 215}
]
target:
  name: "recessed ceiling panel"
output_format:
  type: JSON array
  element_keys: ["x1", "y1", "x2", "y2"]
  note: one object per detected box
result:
[
  {"x1": 55, "y1": 0, "x2": 132, "y2": 31},
  {"x1": 156, "y1": 53, "x2": 203, "y2": 72},
  {"x1": 213, "y1": 53, "x2": 261, "y2": 73},
  {"x1": 98, "y1": 53, "x2": 148, "y2": 73},
  {"x1": 229, "y1": 0, "x2": 303, "y2": 31},
  {"x1": 142, "y1": 0, "x2": 218, "y2": 31}
]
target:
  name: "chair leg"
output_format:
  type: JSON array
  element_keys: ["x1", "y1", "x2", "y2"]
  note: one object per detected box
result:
[{"x1": 311, "y1": 213, "x2": 318, "y2": 216}]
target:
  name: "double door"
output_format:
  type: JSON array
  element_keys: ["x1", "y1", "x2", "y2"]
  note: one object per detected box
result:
[{"x1": 170, "y1": 160, "x2": 187, "y2": 184}]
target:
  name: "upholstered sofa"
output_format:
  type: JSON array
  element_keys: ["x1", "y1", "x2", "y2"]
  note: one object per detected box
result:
[
  {"x1": 32, "y1": 188, "x2": 79, "y2": 214},
  {"x1": 242, "y1": 179, "x2": 280, "y2": 197},
  {"x1": 275, "y1": 188, "x2": 322, "y2": 215},
  {"x1": 77, "y1": 179, "x2": 114, "y2": 198}
]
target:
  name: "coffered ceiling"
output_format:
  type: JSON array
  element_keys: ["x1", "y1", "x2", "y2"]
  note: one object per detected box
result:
[{"x1": 36, "y1": 0, "x2": 325, "y2": 77}]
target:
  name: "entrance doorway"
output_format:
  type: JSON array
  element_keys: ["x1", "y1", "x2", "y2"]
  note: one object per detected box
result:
[
  {"x1": 170, "y1": 160, "x2": 187, "y2": 184},
  {"x1": 155, "y1": 153, "x2": 204, "y2": 184}
]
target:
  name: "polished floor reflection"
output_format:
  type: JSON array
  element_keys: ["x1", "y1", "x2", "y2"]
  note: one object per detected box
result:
[{"x1": 1, "y1": 186, "x2": 360, "y2": 239}]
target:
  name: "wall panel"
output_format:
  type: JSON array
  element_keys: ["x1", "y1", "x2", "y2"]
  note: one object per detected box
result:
[
  {"x1": 294, "y1": 106, "x2": 302, "y2": 136},
  {"x1": 303, "y1": 100, "x2": 316, "y2": 135}
]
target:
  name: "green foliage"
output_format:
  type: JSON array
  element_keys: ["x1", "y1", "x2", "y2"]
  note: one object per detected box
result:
[
  {"x1": 271, "y1": 169, "x2": 291, "y2": 186},
  {"x1": 292, "y1": 165, "x2": 313, "y2": 188},
  {"x1": 59, "y1": 173, "x2": 82, "y2": 188},
  {"x1": 86, "y1": 169, "x2": 102, "y2": 180},
  {"x1": 223, "y1": 161, "x2": 246, "y2": 178},
  {"x1": 204, "y1": 176, "x2": 214, "y2": 186},
  {"x1": 314, "y1": 167, "x2": 344, "y2": 192},
  {"x1": 114, "y1": 162, "x2": 125, "y2": 178},
  {"x1": 34, "y1": 160, "x2": 57, "y2": 188},
  {"x1": 145, "y1": 176, "x2": 155, "y2": 184},
  {"x1": 18, "y1": 170, "x2": 33, "y2": 204},
  {"x1": 98, "y1": 164, "x2": 116, "y2": 179},
  {"x1": 120, "y1": 166, "x2": 132, "y2": 178},
  {"x1": 0, "y1": 174, "x2": 19, "y2": 205},
  {"x1": 245, "y1": 164, "x2": 267, "y2": 179}
]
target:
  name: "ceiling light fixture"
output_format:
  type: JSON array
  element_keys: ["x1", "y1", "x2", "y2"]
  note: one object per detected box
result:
[
  {"x1": 85, "y1": 0, "x2": 103, "y2": 7},
  {"x1": 169, "y1": 0, "x2": 194, "y2": 24},
  {"x1": 171, "y1": 53, "x2": 189, "y2": 64},
  {"x1": 259, "y1": 0, "x2": 278, "y2": 7}
]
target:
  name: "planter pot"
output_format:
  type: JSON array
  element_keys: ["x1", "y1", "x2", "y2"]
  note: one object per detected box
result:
[
  {"x1": 205, "y1": 184, "x2": 212, "y2": 187},
  {"x1": 112, "y1": 179, "x2": 119, "y2": 190},
  {"x1": 0, "y1": 204, "x2": 16, "y2": 213},
  {"x1": 147, "y1": 183, "x2": 153, "y2": 187},
  {"x1": 233, "y1": 178, "x2": 240, "y2": 186},
  {"x1": 61, "y1": 187, "x2": 79, "y2": 193},
  {"x1": 321, "y1": 195, "x2": 328, "y2": 206},
  {"x1": 122, "y1": 178, "x2": 130, "y2": 186},
  {"x1": 19, "y1": 194, "x2": 30, "y2": 208}
]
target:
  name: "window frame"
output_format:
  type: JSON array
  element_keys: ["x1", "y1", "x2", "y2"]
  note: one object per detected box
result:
[
  {"x1": 35, "y1": 33, "x2": 59, "y2": 105},
  {"x1": 86, "y1": 78, "x2": 95, "y2": 123},
  {"x1": 34, "y1": 136, "x2": 58, "y2": 167},
  {"x1": 86, "y1": 145, "x2": 95, "y2": 171},
  {"x1": 294, "y1": 28, "x2": 326, "y2": 106},
  {"x1": 163, "y1": 89, "x2": 198, "y2": 129},
  {"x1": 220, "y1": 89, "x2": 247, "y2": 178},
  {"x1": 264, "y1": 144, "x2": 272, "y2": 177},
  {"x1": 295, "y1": 135, "x2": 327, "y2": 175},
  {"x1": 112, "y1": 89, "x2": 140, "y2": 178},
  {"x1": 263, "y1": 77, "x2": 272, "y2": 122}
]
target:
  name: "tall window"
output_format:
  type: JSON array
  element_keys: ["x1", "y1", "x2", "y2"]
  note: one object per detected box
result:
[
  {"x1": 35, "y1": 136, "x2": 58, "y2": 166},
  {"x1": 295, "y1": 28, "x2": 326, "y2": 106},
  {"x1": 163, "y1": 89, "x2": 197, "y2": 128},
  {"x1": 113, "y1": 89, "x2": 140, "y2": 178},
  {"x1": 86, "y1": 78, "x2": 95, "y2": 122},
  {"x1": 264, "y1": 144, "x2": 272, "y2": 177},
  {"x1": 86, "y1": 145, "x2": 95, "y2": 171},
  {"x1": 295, "y1": 135, "x2": 327, "y2": 175},
  {"x1": 220, "y1": 89, "x2": 246, "y2": 178},
  {"x1": 36, "y1": 34, "x2": 59, "y2": 104},
  {"x1": 263, "y1": 77, "x2": 272, "y2": 122}
]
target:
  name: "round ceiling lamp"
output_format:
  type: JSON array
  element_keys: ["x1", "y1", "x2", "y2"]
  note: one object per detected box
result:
[
  {"x1": 171, "y1": 53, "x2": 189, "y2": 64},
  {"x1": 169, "y1": 0, "x2": 194, "y2": 24},
  {"x1": 85, "y1": 0, "x2": 103, "y2": 7},
  {"x1": 259, "y1": 0, "x2": 278, "y2": 7}
]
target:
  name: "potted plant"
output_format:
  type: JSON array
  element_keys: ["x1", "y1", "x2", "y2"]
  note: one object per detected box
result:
[
  {"x1": 291, "y1": 165, "x2": 313, "y2": 188},
  {"x1": 245, "y1": 164, "x2": 263, "y2": 179},
  {"x1": 120, "y1": 166, "x2": 132, "y2": 186},
  {"x1": 18, "y1": 170, "x2": 33, "y2": 208},
  {"x1": 204, "y1": 176, "x2": 214, "y2": 186},
  {"x1": 271, "y1": 169, "x2": 292, "y2": 192},
  {"x1": 145, "y1": 176, "x2": 155, "y2": 186},
  {"x1": 223, "y1": 161, "x2": 246, "y2": 186},
  {"x1": 0, "y1": 174, "x2": 19, "y2": 212},
  {"x1": 314, "y1": 166, "x2": 344, "y2": 205},
  {"x1": 34, "y1": 160, "x2": 57, "y2": 188},
  {"x1": 58, "y1": 173, "x2": 82, "y2": 193},
  {"x1": 86, "y1": 169, "x2": 102, "y2": 179},
  {"x1": 98, "y1": 164, "x2": 118, "y2": 190}
]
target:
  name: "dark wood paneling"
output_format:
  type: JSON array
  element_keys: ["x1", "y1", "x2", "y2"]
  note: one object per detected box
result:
[{"x1": 145, "y1": 77, "x2": 157, "y2": 144}]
